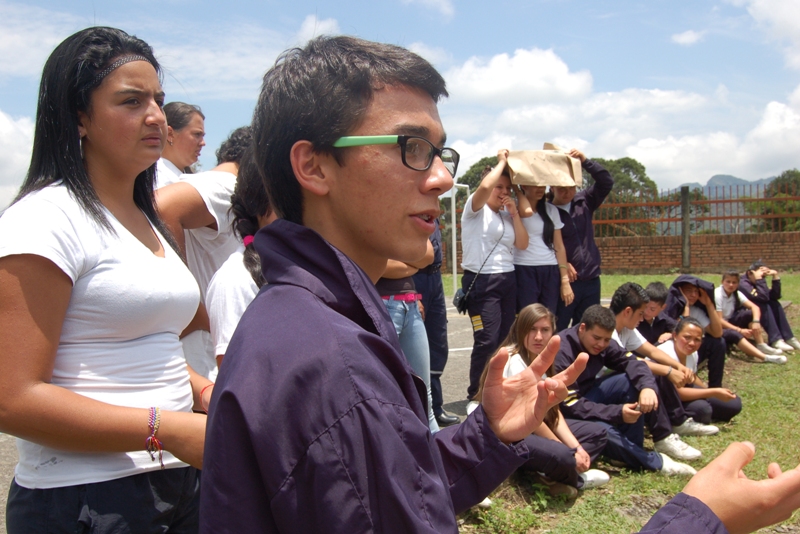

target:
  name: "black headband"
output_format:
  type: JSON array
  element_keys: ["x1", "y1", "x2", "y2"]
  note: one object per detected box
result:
[{"x1": 89, "y1": 55, "x2": 152, "y2": 88}]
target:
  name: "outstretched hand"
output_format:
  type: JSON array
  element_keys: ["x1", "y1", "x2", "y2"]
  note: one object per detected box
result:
[
  {"x1": 683, "y1": 441, "x2": 800, "y2": 534},
  {"x1": 481, "y1": 335, "x2": 588, "y2": 444}
]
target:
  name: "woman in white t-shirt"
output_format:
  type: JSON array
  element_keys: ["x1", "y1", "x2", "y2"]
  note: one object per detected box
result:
[
  {"x1": 154, "y1": 101, "x2": 206, "y2": 188},
  {"x1": 207, "y1": 148, "x2": 277, "y2": 367},
  {"x1": 0, "y1": 28, "x2": 210, "y2": 532},
  {"x1": 514, "y1": 184, "x2": 574, "y2": 314},
  {"x1": 472, "y1": 304, "x2": 609, "y2": 498},
  {"x1": 461, "y1": 149, "x2": 529, "y2": 406},
  {"x1": 660, "y1": 317, "x2": 743, "y2": 424}
]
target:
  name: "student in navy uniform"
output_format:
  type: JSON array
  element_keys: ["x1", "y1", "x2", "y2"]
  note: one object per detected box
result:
[
  {"x1": 412, "y1": 219, "x2": 459, "y2": 426},
  {"x1": 638, "y1": 282, "x2": 678, "y2": 345},
  {"x1": 460, "y1": 149, "x2": 529, "y2": 410},
  {"x1": 739, "y1": 261, "x2": 800, "y2": 352},
  {"x1": 664, "y1": 275, "x2": 727, "y2": 388},
  {"x1": 610, "y1": 283, "x2": 719, "y2": 437},
  {"x1": 554, "y1": 305, "x2": 702, "y2": 471},
  {"x1": 550, "y1": 150, "x2": 613, "y2": 331},
  {"x1": 199, "y1": 35, "x2": 800, "y2": 534}
]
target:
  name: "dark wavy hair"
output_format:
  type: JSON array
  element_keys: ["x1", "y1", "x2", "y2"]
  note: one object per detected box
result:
[
  {"x1": 252, "y1": 35, "x2": 448, "y2": 224},
  {"x1": 230, "y1": 147, "x2": 272, "y2": 288},
  {"x1": 216, "y1": 126, "x2": 253, "y2": 165},
  {"x1": 15, "y1": 26, "x2": 175, "y2": 250}
]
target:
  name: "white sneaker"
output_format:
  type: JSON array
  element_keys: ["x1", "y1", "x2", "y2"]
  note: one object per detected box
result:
[
  {"x1": 578, "y1": 469, "x2": 610, "y2": 489},
  {"x1": 757, "y1": 343, "x2": 784, "y2": 355},
  {"x1": 653, "y1": 433, "x2": 702, "y2": 461},
  {"x1": 466, "y1": 400, "x2": 479, "y2": 415},
  {"x1": 763, "y1": 354, "x2": 788, "y2": 364},
  {"x1": 773, "y1": 339, "x2": 795, "y2": 352},
  {"x1": 672, "y1": 417, "x2": 719, "y2": 436},
  {"x1": 659, "y1": 453, "x2": 697, "y2": 476},
  {"x1": 476, "y1": 496, "x2": 492, "y2": 509},
  {"x1": 786, "y1": 337, "x2": 800, "y2": 351}
]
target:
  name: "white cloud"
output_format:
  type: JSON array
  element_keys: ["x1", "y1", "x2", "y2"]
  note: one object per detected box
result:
[
  {"x1": 295, "y1": 15, "x2": 341, "y2": 44},
  {"x1": 408, "y1": 42, "x2": 452, "y2": 67},
  {"x1": 671, "y1": 30, "x2": 706, "y2": 46},
  {"x1": 732, "y1": 0, "x2": 800, "y2": 69},
  {"x1": 156, "y1": 15, "x2": 341, "y2": 101},
  {"x1": 401, "y1": 0, "x2": 455, "y2": 18},
  {"x1": 0, "y1": 3, "x2": 82, "y2": 78},
  {"x1": 0, "y1": 109, "x2": 34, "y2": 209},
  {"x1": 445, "y1": 48, "x2": 593, "y2": 107}
]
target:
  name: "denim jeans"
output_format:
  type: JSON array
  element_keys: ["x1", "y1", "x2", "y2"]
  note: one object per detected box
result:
[{"x1": 384, "y1": 297, "x2": 439, "y2": 433}]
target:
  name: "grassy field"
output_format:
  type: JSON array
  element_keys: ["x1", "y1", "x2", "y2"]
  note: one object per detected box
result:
[{"x1": 444, "y1": 271, "x2": 800, "y2": 533}]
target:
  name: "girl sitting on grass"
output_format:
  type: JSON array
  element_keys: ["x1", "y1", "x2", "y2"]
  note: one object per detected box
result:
[
  {"x1": 473, "y1": 303, "x2": 610, "y2": 500},
  {"x1": 659, "y1": 317, "x2": 743, "y2": 424}
]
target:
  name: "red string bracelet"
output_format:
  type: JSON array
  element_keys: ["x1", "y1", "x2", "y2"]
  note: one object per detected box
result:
[
  {"x1": 200, "y1": 383, "x2": 214, "y2": 412},
  {"x1": 145, "y1": 406, "x2": 165, "y2": 469}
]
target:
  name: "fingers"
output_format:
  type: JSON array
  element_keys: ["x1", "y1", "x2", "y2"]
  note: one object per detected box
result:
[
  {"x1": 713, "y1": 442, "x2": 756, "y2": 476},
  {"x1": 529, "y1": 335, "x2": 560, "y2": 377},
  {"x1": 483, "y1": 348, "x2": 511, "y2": 390},
  {"x1": 550, "y1": 352, "x2": 588, "y2": 388},
  {"x1": 768, "y1": 463, "x2": 783, "y2": 479}
]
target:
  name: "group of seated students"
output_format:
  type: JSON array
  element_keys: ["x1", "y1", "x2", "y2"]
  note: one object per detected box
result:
[{"x1": 470, "y1": 266, "x2": 796, "y2": 504}]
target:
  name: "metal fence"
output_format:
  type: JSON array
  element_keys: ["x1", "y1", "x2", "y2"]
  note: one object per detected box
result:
[{"x1": 594, "y1": 183, "x2": 800, "y2": 237}]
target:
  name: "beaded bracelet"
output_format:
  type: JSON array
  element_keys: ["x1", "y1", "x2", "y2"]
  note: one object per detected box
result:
[{"x1": 145, "y1": 406, "x2": 165, "y2": 469}]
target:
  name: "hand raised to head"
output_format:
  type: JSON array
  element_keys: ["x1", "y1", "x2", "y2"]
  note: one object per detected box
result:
[{"x1": 481, "y1": 335, "x2": 587, "y2": 444}]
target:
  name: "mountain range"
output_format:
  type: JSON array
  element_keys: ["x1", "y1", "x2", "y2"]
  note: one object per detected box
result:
[{"x1": 678, "y1": 174, "x2": 775, "y2": 191}]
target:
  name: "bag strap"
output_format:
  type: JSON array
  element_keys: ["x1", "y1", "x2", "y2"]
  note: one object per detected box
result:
[{"x1": 464, "y1": 214, "x2": 506, "y2": 299}]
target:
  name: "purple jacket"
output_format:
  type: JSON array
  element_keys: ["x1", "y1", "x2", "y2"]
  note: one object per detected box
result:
[
  {"x1": 638, "y1": 493, "x2": 727, "y2": 533},
  {"x1": 738, "y1": 276, "x2": 781, "y2": 304},
  {"x1": 551, "y1": 159, "x2": 613, "y2": 281},
  {"x1": 554, "y1": 326, "x2": 657, "y2": 425},
  {"x1": 200, "y1": 219, "x2": 530, "y2": 533}
]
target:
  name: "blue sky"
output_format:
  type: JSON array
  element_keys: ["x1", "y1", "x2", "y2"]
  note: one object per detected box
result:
[{"x1": 1, "y1": 0, "x2": 799, "y2": 208}]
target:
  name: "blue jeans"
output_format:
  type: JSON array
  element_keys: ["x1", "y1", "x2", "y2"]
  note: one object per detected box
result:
[{"x1": 384, "y1": 297, "x2": 439, "y2": 433}]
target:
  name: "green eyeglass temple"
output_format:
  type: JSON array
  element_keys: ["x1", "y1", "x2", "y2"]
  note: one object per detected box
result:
[{"x1": 332, "y1": 135, "x2": 400, "y2": 148}]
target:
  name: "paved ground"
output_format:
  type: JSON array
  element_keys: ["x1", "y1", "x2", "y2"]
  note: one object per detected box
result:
[{"x1": 0, "y1": 306, "x2": 477, "y2": 531}]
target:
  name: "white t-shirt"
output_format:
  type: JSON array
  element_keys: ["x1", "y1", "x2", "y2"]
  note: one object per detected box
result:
[
  {"x1": 503, "y1": 352, "x2": 528, "y2": 378},
  {"x1": 513, "y1": 202, "x2": 564, "y2": 266},
  {"x1": 206, "y1": 248, "x2": 260, "y2": 357},
  {"x1": 659, "y1": 339, "x2": 699, "y2": 374},
  {"x1": 689, "y1": 305, "x2": 711, "y2": 329},
  {"x1": 180, "y1": 170, "x2": 240, "y2": 380},
  {"x1": 714, "y1": 286, "x2": 748, "y2": 320},
  {"x1": 155, "y1": 157, "x2": 183, "y2": 189},
  {"x1": 460, "y1": 194, "x2": 516, "y2": 273},
  {"x1": 0, "y1": 185, "x2": 198, "y2": 489},
  {"x1": 612, "y1": 327, "x2": 646, "y2": 353}
]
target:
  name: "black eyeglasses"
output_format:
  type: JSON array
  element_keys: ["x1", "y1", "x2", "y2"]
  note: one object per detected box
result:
[{"x1": 332, "y1": 135, "x2": 460, "y2": 177}]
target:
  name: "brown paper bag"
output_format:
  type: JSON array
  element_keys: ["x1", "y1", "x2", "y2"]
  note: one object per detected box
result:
[{"x1": 507, "y1": 143, "x2": 582, "y2": 187}]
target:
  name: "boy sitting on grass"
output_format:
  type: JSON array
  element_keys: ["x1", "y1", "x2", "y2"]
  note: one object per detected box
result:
[
  {"x1": 610, "y1": 282, "x2": 719, "y2": 436},
  {"x1": 715, "y1": 270, "x2": 786, "y2": 364}
]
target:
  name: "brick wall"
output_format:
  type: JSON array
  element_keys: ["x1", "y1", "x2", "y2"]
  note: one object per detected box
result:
[
  {"x1": 598, "y1": 232, "x2": 800, "y2": 273},
  {"x1": 442, "y1": 232, "x2": 800, "y2": 274}
]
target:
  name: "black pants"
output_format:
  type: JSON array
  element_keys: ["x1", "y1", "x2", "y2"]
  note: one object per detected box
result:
[
  {"x1": 683, "y1": 385, "x2": 743, "y2": 424},
  {"x1": 463, "y1": 271, "x2": 516, "y2": 399},
  {"x1": 654, "y1": 374, "x2": 690, "y2": 427},
  {"x1": 699, "y1": 335, "x2": 727, "y2": 387},
  {"x1": 556, "y1": 277, "x2": 601, "y2": 331},
  {"x1": 758, "y1": 301, "x2": 795, "y2": 344},
  {"x1": 514, "y1": 264, "x2": 560, "y2": 314},
  {"x1": 412, "y1": 270, "x2": 449, "y2": 415},
  {"x1": 7, "y1": 467, "x2": 200, "y2": 534},
  {"x1": 520, "y1": 419, "x2": 607, "y2": 488}
]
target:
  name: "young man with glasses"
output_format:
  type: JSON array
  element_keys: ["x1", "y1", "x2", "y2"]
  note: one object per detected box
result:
[{"x1": 201, "y1": 36, "x2": 800, "y2": 533}]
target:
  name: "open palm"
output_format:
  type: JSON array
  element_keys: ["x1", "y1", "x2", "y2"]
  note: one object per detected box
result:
[{"x1": 481, "y1": 335, "x2": 588, "y2": 443}]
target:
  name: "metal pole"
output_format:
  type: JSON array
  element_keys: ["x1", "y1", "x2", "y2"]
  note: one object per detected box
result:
[
  {"x1": 451, "y1": 183, "x2": 470, "y2": 295},
  {"x1": 681, "y1": 186, "x2": 690, "y2": 271}
]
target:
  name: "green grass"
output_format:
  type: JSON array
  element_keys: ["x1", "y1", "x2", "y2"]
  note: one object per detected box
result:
[{"x1": 452, "y1": 273, "x2": 800, "y2": 533}]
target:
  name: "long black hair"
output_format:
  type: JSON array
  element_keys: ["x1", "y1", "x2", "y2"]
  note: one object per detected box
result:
[
  {"x1": 230, "y1": 147, "x2": 272, "y2": 288},
  {"x1": 15, "y1": 26, "x2": 175, "y2": 250},
  {"x1": 535, "y1": 195, "x2": 555, "y2": 250}
]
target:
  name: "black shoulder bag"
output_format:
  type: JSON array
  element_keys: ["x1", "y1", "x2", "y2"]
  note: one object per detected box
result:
[{"x1": 453, "y1": 215, "x2": 506, "y2": 315}]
